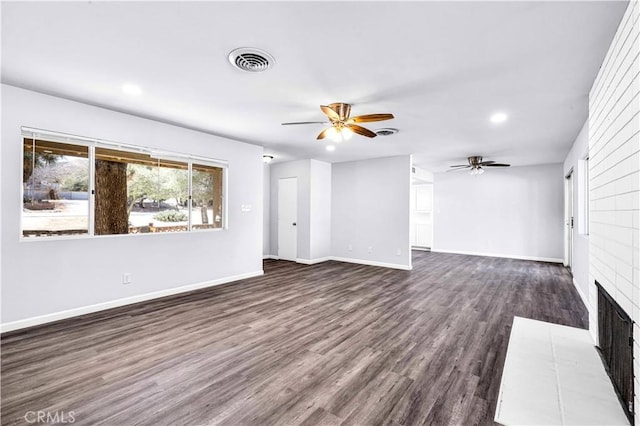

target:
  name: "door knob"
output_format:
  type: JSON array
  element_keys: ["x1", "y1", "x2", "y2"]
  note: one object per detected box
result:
[{"x1": 292, "y1": 222, "x2": 297, "y2": 226}]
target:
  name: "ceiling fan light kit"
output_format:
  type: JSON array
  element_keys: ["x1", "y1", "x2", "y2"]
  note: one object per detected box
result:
[
  {"x1": 469, "y1": 167, "x2": 485, "y2": 176},
  {"x1": 282, "y1": 102, "x2": 395, "y2": 142},
  {"x1": 323, "y1": 126, "x2": 353, "y2": 143}
]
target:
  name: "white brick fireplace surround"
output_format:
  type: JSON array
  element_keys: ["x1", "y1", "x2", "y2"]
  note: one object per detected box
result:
[{"x1": 589, "y1": 0, "x2": 639, "y2": 423}]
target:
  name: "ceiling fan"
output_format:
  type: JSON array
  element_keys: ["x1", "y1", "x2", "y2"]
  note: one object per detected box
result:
[
  {"x1": 448, "y1": 156, "x2": 510, "y2": 175},
  {"x1": 282, "y1": 103, "x2": 394, "y2": 140}
]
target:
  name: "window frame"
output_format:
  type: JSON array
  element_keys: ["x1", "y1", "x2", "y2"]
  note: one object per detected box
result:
[
  {"x1": 20, "y1": 127, "x2": 228, "y2": 241},
  {"x1": 189, "y1": 160, "x2": 228, "y2": 232},
  {"x1": 21, "y1": 136, "x2": 94, "y2": 241}
]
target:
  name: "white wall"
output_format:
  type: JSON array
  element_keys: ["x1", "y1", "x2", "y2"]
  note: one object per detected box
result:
[
  {"x1": 433, "y1": 164, "x2": 564, "y2": 262},
  {"x1": 587, "y1": 1, "x2": 639, "y2": 420},
  {"x1": 309, "y1": 159, "x2": 331, "y2": 260},
  {"x1": 1, "y1": 85, "x2": 264, "y2": 329},
  {"x1": 331, "y1": 155, "x2": 412, "y2": 270},
  {"x1": 263, "y1": 163, "x2": 270, "y2": 256},
  {"x1": 412, "y1": 165, "x2": 434, "y2": 183},
  {"x1": 563, "y1": 120, "x2": 590, "y2": 307}
]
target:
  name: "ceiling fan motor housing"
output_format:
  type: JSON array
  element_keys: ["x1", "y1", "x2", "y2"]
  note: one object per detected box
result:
[
  {"x1": 468, "y1": 156, "x2": 483, "y2": 166},
  {"x1": 328, "y1": 103, "x2": 351, "y2": 121}
]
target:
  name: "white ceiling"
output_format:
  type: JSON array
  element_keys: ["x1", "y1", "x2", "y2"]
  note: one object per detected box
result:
[{"x1": 1, "y1": 1, "x2": 628, "y2": 171}]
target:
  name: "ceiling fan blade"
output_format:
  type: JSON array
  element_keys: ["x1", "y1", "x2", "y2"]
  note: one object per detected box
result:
[
  {"x1": 449, "y1": 164, "x2": 469, "y2": 168},
  {"x1": 446, "y1": 166, "x2": 470, "y2": 172},
  {"x1": 347, "y1": 113, "x2": 395, "y2": 123},
  {"x1": 479, "y1": 161, "x2": 495, "y2": 165},
  {"x1": 281, "y1": 121, "x2": 329, "y2": 125},
  {"x1": 320, "y1": 105, "x2": 341, "y2": 121},
  {"x1": 346, "y1": 124, "x2": 377, "y2": 138},
  {"x1": 485, "y1": 163, "x2": 510, "y2": 167},
  {"x1": 316, "y1": 128, "x2": 332, "y2": 140}
]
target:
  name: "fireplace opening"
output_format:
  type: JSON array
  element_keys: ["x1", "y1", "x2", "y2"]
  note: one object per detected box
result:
[{"x1": 597, "y1": 281, "x2": 635, "y2": 424}]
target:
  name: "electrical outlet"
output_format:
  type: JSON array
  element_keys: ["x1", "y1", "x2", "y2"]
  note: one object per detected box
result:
[
  {"x1": 122, "y1": 273, "x2": 132, "y2": 284},
  {"x1": 396, "y1": 249, "x2": 402, "y2": 256},
  {"x1": 348, "y1": 244, "x2": 353, "y2": 251},
  {"x1": 367, "y1": 246, "x2": 373, "y2": 253}
]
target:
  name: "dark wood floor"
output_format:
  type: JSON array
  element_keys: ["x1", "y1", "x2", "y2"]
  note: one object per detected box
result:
[{"x1": 1, "y1": 251, "x2": 588, "y2": 426}]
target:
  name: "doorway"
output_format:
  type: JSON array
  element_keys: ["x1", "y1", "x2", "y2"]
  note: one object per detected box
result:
[
  {"x1": 411, "y1": 182, "x2": 433, "y2": 250},
  {"x1": 565, "y1": 171, "x2": 574, "y2": 270},
  {"x1": 278, "y1": 177, "x2": 297, "y2": 261}
]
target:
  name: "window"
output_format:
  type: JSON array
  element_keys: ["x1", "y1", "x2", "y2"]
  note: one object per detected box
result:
[
  {"x1": 21, "y1": 129, "x2": 227, "y2": 239},
  {"x1": 94, "y1": 148, "x2": 190, "y2": 235},
  {"x1": 191, "y1": 163, "x2": 224, "y2": 230},
  {"x1": 22, "y1": 139, "x2": 89, "y2": 237}
]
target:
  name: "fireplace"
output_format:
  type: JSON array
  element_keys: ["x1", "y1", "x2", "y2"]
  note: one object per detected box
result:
[{"x1": 597, "y1": 281, "x2": 635, "y2": 424}]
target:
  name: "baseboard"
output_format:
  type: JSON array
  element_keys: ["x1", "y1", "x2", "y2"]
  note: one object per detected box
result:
[
  {"x1": 0, "y1": 270, "x2": 264, "y2": 333},
  {"x1": 572, "y1": 277, "x2": 590, "y2": 312},
  {"x1": 265, "y1": 256, "x2": 330, "y2": 265},
  {"x1": 266, "y1": 255, "x2": 410, "y2": 270},
  {"x1": 430, "y1": 248, "x2": 563, "y2": 263},
  {"x1": 330, "y1": 256, "x2": 412, "y2": 271},
  {"x1": 296, "y1": 257, "x2": 331, "y2": 265}
]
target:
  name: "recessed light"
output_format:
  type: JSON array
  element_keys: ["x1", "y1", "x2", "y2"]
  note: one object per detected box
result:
[
  {"x1": 122, "y1": 83, "x2": 142, "y2": 96},
  {"x1": 326, "y1": 145, "x2": 336, "y2": 152},
  {"x1": 490, "y1": 112, "x2": 507, "y2": 123},
  {"x1": 263, "y1": 155, "x2": 274, "y2": 164}
]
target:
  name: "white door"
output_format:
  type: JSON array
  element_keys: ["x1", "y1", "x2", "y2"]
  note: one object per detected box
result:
[
  {"x1": 278, "y1": 177, "x2": 297, "y2": 261},
  {"x1": 411, "y1": 184, "x2": 433, "y2": 248},
  {"x1": 415, "y1": 185, "x2": 432, "y2": 211}
]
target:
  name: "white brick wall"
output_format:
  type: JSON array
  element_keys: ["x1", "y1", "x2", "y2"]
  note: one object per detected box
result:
[{"x1": 589, "y1": 0, "x2": 639, "y2": 421}]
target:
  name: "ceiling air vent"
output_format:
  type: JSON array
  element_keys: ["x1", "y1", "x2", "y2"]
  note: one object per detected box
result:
[
  {"x1": 228, "y1": 48, "x2": 275, "y2": 72},
  {"x1": 375, "y1": 128, "x2": 399, "y2": 136}
]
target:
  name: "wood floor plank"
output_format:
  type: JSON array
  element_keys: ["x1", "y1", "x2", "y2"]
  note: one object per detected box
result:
[{"x1": 1, "y1": 251, "x2": 587, "y2": 425}]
